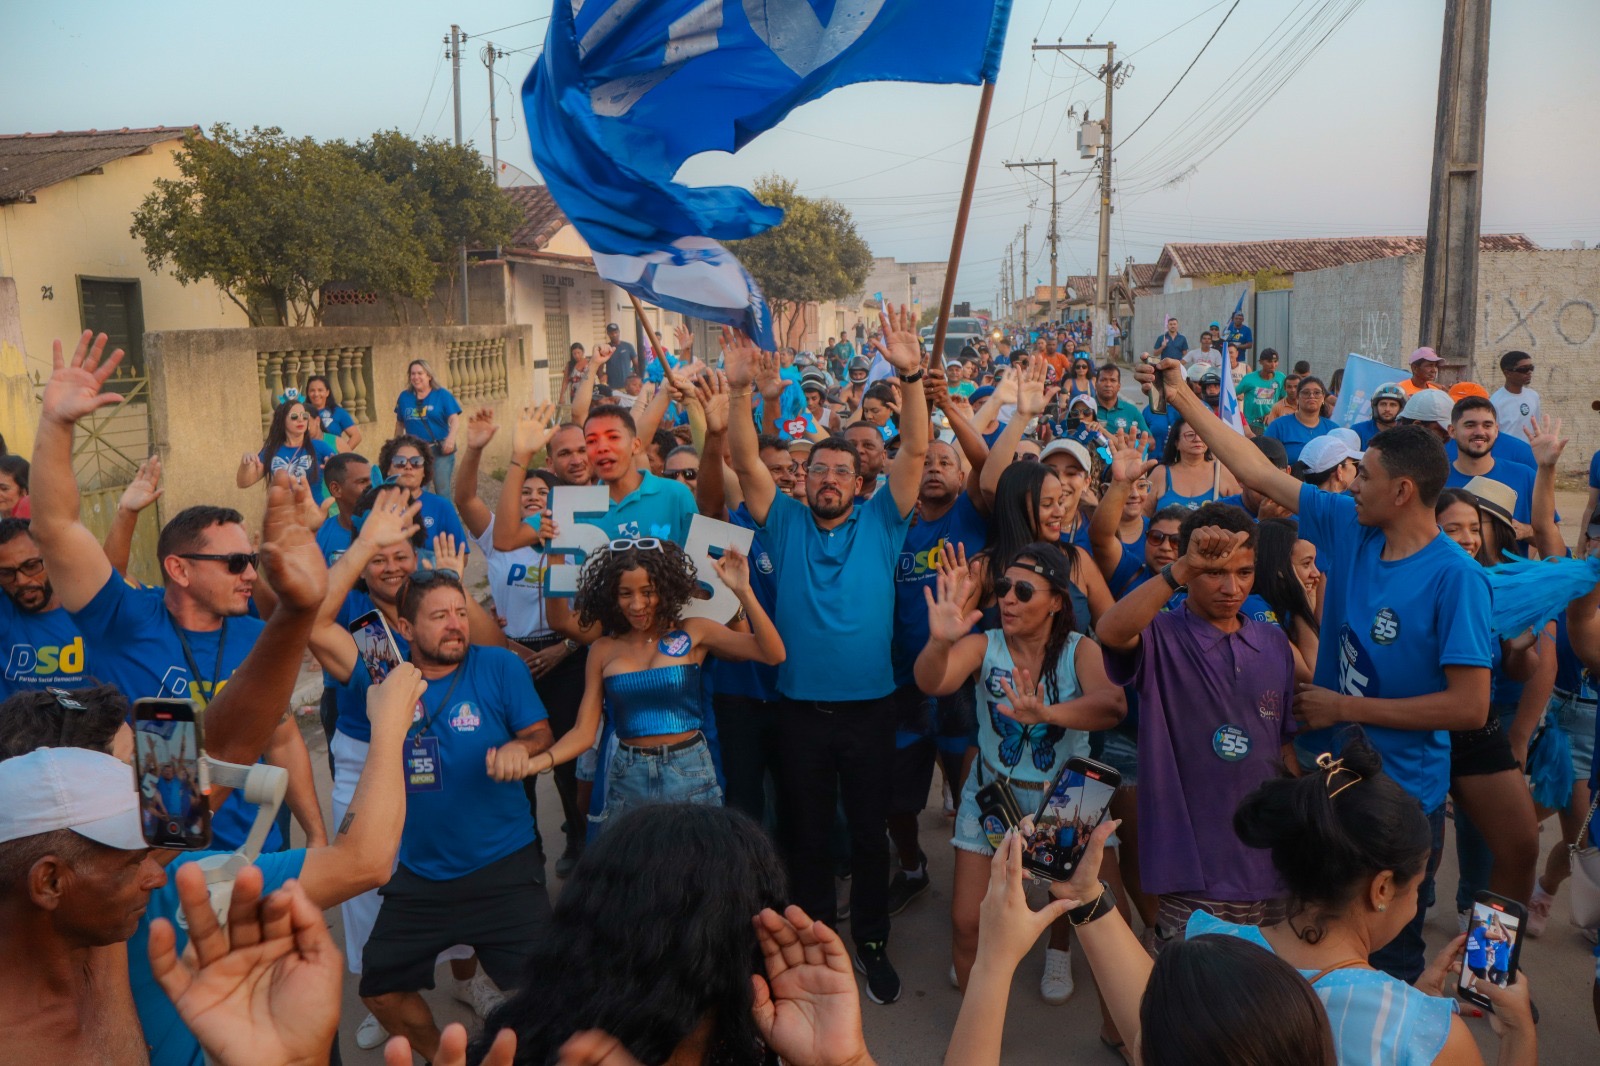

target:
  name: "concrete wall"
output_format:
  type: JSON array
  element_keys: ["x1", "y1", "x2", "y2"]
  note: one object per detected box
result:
[
  {"x1": 1287, "y1": 256, "x2": 1418, "y2": 378},
  {"x1": 860, "y1": 257, "x2": 948, "y2": 310},
  {"x1": 144, "y1": 324, "x2": 537, "y2": 532},
  {"x1": 1130, "y1": 282, "x2": 1256, "y2": 361},
  {"x1": 0, "y1": 278, "x2": 35, "y2": 457},
  {"x1": 0, "y1": 141, "x2": 249, "y2": 378}
]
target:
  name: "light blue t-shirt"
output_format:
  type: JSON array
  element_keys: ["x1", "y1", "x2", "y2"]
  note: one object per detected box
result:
[
  {"x1": 130, "y1": 849, "x2": 308, "y2": 1066},
  {"x1": 0, "y1": 598, "x2": 91, "y2": 696},
  {"x1": 258, "y1": 439, "x2": 335, "y2": 502},
  {"x1": 394, "y1": 387, "x2": 462, "y2": 445},
  {"x1": 1264, "y1": 414, "x2": 1338, "y2": 465},
  {"x1": 760, "y1": 488, "x2": 912, "y2": 700},
  {"x1": 314, "y1": 518, "x2": 355, "y2": 564},
  {"x1": 596, "y1": 471, "x2": 698, "y2": 544},
  {"x1": 346, "y1": 646, "x2": 546, "y2": 879},
  {"x1": 1444, "y1": 458, "x2": 1537, "y2": 526},
  {"x1": 1295, "y1": 485, "x2": 1493, "y2": 811}
]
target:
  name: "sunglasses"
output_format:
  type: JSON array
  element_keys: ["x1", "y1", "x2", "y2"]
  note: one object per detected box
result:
[
  {"x1": 178, "y1": 552, "x2": 259, "y2": 574},
  {"x1": 0, "y1": 556, "x2": 45, "y2": 582},
  {"x1": 390, "y1": 455, "x2": 427, "y2": 469},
  {"x1": 666, "y1": 468, "x2": 698, "y2": 482},
  {"x1": 1015, "y1": 452, "x2": 1039, "y2": 462},
  {"x1": 1146, "y1": 530, "x2": 1181, "y2": 547},
  {"x1": 1514, "y1": 364, "x2": 1534, "y2": 374},
  {"x1": 993, "y1": 577, "x2": 1040, "y2": 603},
  {"x1": 609, "y1": 537, "x2": 663, "y2": 552}
]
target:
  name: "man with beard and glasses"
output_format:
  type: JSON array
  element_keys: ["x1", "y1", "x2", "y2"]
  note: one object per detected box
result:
[
  {"x1": 724, "y1": 306, "x2": 928, "y2": 1006},
  {"x1": 0, "y1": 519, "x2": 92, "y2": 696}
]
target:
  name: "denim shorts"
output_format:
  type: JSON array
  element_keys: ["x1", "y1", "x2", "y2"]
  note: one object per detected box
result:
[
  {"x1": 951, "y1": 763, "x2": 1119, "y2": 855},
  {"x1": 1089, "y1": 729, "x2": 1139, "y2": 787},
  {"x1": 1551, "y1": 689, "x2": 1598, "y2": 782},
  {"x1": 600, "y1": 733, "x2": 721, "y2": 829}
]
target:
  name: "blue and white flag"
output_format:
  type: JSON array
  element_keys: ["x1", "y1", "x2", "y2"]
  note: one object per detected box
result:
[
  {"x1": 523, "y1": 0, "x2": 1014, "y2": 349},
  {"x1": 1218, "y1": 356, "x2": 1247, "y2": 435}
]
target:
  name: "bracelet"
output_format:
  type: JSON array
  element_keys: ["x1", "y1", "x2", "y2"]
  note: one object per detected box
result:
[
  {"x1": 730, "y1": 387, "x2": 753, "y2": 398},
  {"x1": 1067, "y1": 880, "x2": 1117, "y2": 926},
  {"x1": 1159, "y1": 562, "x2": 1184, "y2": 591},
  {"x1": 897, "y1": 368, "x2": 926, "y2": 384}
]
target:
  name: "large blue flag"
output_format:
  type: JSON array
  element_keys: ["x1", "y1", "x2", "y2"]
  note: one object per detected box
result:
[{"x1": 523, "y1": 0, "x2": 1013, "y2": 348}]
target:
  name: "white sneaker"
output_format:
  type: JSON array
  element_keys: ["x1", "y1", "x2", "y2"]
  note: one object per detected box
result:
[
  {"x1": 949, "y1": 962, "x2": 960, "y2": 989},
  {"x1": 1040, "y1": 947, "x2": 1075, "y2": 1005},
  {"x1": 1526, "y1": 881, "x2": 1555, "y2": 938},
  {"x1": 355, "y1": 1012, "x2": 389, "y2": 1050},
  {"x1": 454, "y1": 970, "x2": 506, "y2": 1019}
]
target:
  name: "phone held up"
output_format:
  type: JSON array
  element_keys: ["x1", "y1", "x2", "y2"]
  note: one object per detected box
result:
[
  {"x1": 975, "y1": 756, "x2": 1121, "y2": 882},
  {"x1": 349, "y1": 609, "x2": 403, "y2": 683},
  {"x1": 1457, "y1": 891, "x2": 1527, "y2": 1010},
  {"x1": 132, "y1": 697, "x2": 211, "y2": 850}
]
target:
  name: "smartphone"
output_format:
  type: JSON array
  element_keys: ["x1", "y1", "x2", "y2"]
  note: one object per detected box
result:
[
  {"x1": 975, "y1": 778, "x2": 1025, "y2": 850},
  {"x1": 132, "y1": 698, "x2": 211, "y2": 850},
  {"x1": 1458, "y1": 891, "x2": 1527, "y2": 1009},
  {"x1": 1023, "y1": 757, "x2": 1121, "y2": 882},
  {"x1": 348, "y1": 609, "x2": 403, "y2": 683}
]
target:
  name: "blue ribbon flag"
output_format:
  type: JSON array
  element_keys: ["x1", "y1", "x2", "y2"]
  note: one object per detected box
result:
[{"x1": 522, "y1": 0, "x2": 1014, "y2": 348}]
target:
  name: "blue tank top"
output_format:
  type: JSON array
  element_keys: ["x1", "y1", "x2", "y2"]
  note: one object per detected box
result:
[
  {"x1": 971, "y1": 629, "x2": 1088, "y2": 784},
  {"x1": 1155, "y1": 465, "x2": 1218, "y2": 511},
  {"x1": 603, "y1": 662, "x2": 706, "y2": 739}
]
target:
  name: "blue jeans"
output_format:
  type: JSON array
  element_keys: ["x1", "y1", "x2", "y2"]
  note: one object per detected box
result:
[
  {"x1": 601, "y1": 734, "x2": 721, "y2": 830},
  {"x1": 429, "y1": 451, "x2": 456, "y2": 496},
  {"x1": 1371, "y1": 803, "x2": 1446, "y2": 984}
]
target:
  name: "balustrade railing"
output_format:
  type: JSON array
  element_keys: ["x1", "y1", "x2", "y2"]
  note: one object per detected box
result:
[{"x1": 257, "y1": 346, "x2": 375, "y2": 430}]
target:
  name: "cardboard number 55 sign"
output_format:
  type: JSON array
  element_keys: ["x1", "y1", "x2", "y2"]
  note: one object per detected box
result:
[{"x1": 544, "y1": 486, "x2": 754, "y2": 624}]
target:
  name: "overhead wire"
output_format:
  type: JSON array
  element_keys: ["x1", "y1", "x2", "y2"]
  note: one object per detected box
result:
[
  {"x1": 1117, "y1": 0, "x2": 1239, "y2": 148},
  {"x1": 412, "y1": 47, "x2": 447, "y2": 137}
]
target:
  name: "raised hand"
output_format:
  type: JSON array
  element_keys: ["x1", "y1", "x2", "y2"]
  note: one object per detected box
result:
[
  {"x1": 430, "y1": 531, "x2": 467, "y2": 576},
  {"x1": 119, "y1": 454, "x2": 165, "y2": 513},
  {"x1": 1107, "y1": 430, "x2": 1157, "y2": 484},
  {"x1": 711, "y1": 545, "x2": 751, "y2": 596},
  {"x1": 147, "y1": 865, "x2": 341, "y2": 1066},
  {"x1": 1525, "y1": 414, "x2": 1567, "y2": 468},
  {"x1": 751, "y1": 905, "x2": 873, "y2": 1066},
  {"x1": 387, "y1": 1025, "x2": 517, "y2": 1066},
  {"x1": 357, "y1": 486, "x2": 422, "y2": 550},
  {"x1": 924, "y1": 567, "x2": 981, "y2": 644},
  {"x1": 43, "y1": 330, "x2": 126, "y2": 425},
  {"x1": 1015, "y1": 357, "x2": 1055, "y2": 418},
  {"x1": 1181, "y1": 526, "x2": 1250, "y2": 572},
  {"x1": 871, "y1": 303, "x2": 922, "y2": 373},
  {"x1": 695, "y1": 370, "x2": 731, "y2": 435},
  {"x1": 237, "y1": 452, "x2": 265, "y2": 482},
  {"x1": 997, "y1": 669, "x2": 1049, "y2": 724},
  {"x1": 465, "y1": 407, "x2": 499, "y2": 452},
  {"x1": 674, "y1": 323, "x2": 694, "y2": 356},
  {"x1": 754, "y1": 350, "x2": 786, "y2": 402},
  {"x1": 259, "y1": 471, "x2": 329, "y2": 611},
  {"x1": 367, "y1": 662, "x2": 426, "y2": 738},
  {"x1": 511, "y1": 402, "x2": 558, "y2": 462},
  {"x1": 720, "y1": 327, "x2": 759, "y2": 389}
]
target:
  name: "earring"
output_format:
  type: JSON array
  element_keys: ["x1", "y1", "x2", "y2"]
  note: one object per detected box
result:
[{"x1": 1377, "y1": 904, "x2": 1387, "y2": 912}]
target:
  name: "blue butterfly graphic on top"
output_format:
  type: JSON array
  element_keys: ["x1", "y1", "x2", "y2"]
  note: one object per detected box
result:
[{"x1": 984, "y1": 667, "x2": 1064, "y2": 772}]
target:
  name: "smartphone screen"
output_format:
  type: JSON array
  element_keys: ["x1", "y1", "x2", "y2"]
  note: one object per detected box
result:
[
  {"x1": 1023, "y1": 758, "x2": 1120, "y2": 882},
  {"x1": 348, "y1": 609, "x2": 402, "y2": 683},
  {"x1": 1458, "y1": 893, "x2": 1525, "y2": 1008},
  {"x1": 133, "y1": 698, "x2": 211, "y2": 850}
]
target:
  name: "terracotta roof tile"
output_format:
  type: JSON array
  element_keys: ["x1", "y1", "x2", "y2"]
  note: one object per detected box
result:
[
  {"x1": 1155, "y1": 235, "x2": 1537, "y2": 281},
  {"x1": 0, "y1": 126, "x2": 197, "y2": 204},
  {"x1": 498, "y1": 184, "x2": 570, "y2": 253}
]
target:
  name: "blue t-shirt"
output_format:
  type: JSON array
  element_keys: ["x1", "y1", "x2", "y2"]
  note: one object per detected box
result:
[
  {"x1": 130, "y1": 849, "x2": 308, "y2": 1066},
  {"x1": 1295, "y1": 485, "x2": 1494, "y2": 810},
  {"x1": 760, "y1": 488, "x2": 912, "y2": 700},
  {"x1": 314, "y1": 518, "x2": 355, "y2": 565},
  {"x1": 1445, "y1": 458, "x2": 1537, "y2": 526},
  {"x1": 259, "y1": 439, "x2": 335, "y2": 503},
  {"x1": 707, "y1": 504, "x2": 781, "y2": 701},
  {"x1": 1351, "y1": 419, "x2": 1386, "y2": 449},
  {"x1": 1263, "y1": 414, "x2": 1338, "y2": 465},
  {"x1": 1153, "y1": 333, "x2": 1189, "y2": 361},
  {"x1": 595, "y1": 471, "x2": 699, "y2": 544},
  {"x1": 331, "y1": 591, "x2": 411, "y2": 743},
  {"x1": 891, "y1": 493, "x2": 989, "y2": 685},
  {"x1": 1445, "y1": 432, "x2": 1536, "y2": 473},
  {"x1": 0, "y1": 598, "x2": 91, "y2": 697},
  {"x1": 310, "y1": 404, "x2": 355, "y2": 445},
  {"x1": 347, "y1": 646, "x2": 546, "y2": 879},
  {"x1": 416, "y1": 491, "x2": 470, "y2": 554},
  {"x1": 394, "y1": 387, "x2": 462, "y2": 445}
]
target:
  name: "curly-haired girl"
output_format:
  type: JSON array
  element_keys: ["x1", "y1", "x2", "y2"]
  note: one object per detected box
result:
[{"x1": 535, "y1": 539, "x2": 784, "y2": 828}]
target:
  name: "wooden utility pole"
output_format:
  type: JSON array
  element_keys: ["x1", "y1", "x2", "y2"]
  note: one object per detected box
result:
[{"x1": 1418, "y1": 0, "x2": 1491, "y2": 368}]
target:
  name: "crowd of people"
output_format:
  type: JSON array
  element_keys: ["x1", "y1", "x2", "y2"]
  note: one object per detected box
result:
[{"x1": 0, "y1": 309, "x2": 1596, "y2": 1066}]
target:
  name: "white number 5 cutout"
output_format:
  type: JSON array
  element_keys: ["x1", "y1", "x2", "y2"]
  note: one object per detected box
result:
[
  {"x1": 680, "y1": 514, "x2": 754, "y2": 623},
  {"x1": 545, "y1": 486, "x2": 612, "y2": 597}
]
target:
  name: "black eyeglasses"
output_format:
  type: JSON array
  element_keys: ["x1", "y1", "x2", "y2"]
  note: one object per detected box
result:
[
  {"x1": 0, "y1": 556, "x2": 45, "y2": 582},
  {"x1": 178, "y1": 552, "x2": 259, "y2": 574},
  {"x1": 667, "y1": 468, "x2": 698, "y2": 482},
  {"x1": 390, "y1": 455, "x2": 427, "y2": 469},
  {"x1": 1146, "y1": 530, "x2": 1181, "y2": 547},
  {"x1": 993, "y1": 577, "x2": 1039, "y2": 603}
]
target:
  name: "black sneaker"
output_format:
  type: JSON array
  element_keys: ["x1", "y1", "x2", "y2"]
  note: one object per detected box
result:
[
  {"x1": 555, "y1": 843, "x2": 584, "y2": 879},
  {"x1": 886, "y1": 864, "x2": 930, "y2": 916},
  {"x1": 853, "y1": 941, "x2": 901, "y2": 1004}
]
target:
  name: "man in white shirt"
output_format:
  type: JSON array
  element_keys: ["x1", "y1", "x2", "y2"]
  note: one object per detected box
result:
[
  {"x1": 1184, "y1": 330, "x2": 1224, "y2": 368},
  {"x1": 1490, "y1": 350, "x2": 1539, "y2": 443}
]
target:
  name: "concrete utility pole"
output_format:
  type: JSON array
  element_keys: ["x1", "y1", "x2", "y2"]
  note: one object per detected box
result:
[
  {"x1": 1020, "y1": 221, "x2": 1029, "y2": 324},
  {"x1": 1418, "y1": 0, "x2": 1491, "y2": 369},
  {"x1": 448, "y1": 24, "x2": 470, "y2": 324},
  {"x1": 1033, "y1": 41, "x2": 1120, "y2": 357},
  {"x1": 484, "y1": 40, "x2": 509, "y2": 258},
  {"x1": 1006, "y1": 161, "x2": 1057, "y2": 325}
]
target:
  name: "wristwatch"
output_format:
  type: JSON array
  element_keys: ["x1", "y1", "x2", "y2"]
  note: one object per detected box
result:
[
  {"x1": 1159, "y1": 562, "x2": 1184, "y2": 591},
  {"x1": 1067, "y1": 880, "x2": 1117, "y2": 926}
]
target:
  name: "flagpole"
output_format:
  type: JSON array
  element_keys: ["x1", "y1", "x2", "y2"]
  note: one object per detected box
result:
[
  {"x1": 627, "y1": 292, "x2": 673, "y2": 376},
  {"x1": 929, "y1": 79, "x2": 997, "y2": 367}
]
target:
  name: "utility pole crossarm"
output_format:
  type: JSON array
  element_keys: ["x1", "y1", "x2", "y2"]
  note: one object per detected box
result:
[{"x1": 1005, "y1": 160, "x2": 1059, "y2": 327}]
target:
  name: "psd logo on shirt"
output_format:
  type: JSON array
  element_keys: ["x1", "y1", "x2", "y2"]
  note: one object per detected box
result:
[
  {"x1": 448, "y1": 703, "x2": 482, "y2": 733},
  {"x1": 1370, "y1": 607, "x2": 1400, "y2": 646}
]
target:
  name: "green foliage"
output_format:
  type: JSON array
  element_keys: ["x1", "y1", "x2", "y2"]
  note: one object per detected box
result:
[
  {"x1": 1198, "y1": 268, "x2": 1293, "y2": 292},
  {"x1": 132, "y1": 125, "x2": 518, "y2": 326},
  {"x1": 728, "y1": 175, "x2": 872, "y2": 342}
]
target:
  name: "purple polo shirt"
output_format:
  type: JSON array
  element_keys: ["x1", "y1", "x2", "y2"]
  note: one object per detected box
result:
[{"x1": 1103, "y1": 603, "x2": 1295, "y2": 901}]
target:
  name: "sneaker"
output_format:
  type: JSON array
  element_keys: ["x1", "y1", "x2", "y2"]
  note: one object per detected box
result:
[
  {"x1": 948, "y1": 962, "x2": 960, "y2": 989},
  {"x1": 1526, "y1": 881, "x2": 1555, "y2": 938},
  {"x1": 886, "y1": 862, "x2": 930, "y2": 916},
  {"x1": 555, "y1": 842, "x2": 584, "y2": 879},
  {"x1": 836, "y1": 876, "x2": 852, "y2": 922},
  {"x1": 355, "y1": 1012, "x2": 389, "y2": 1050},
  {"x1": 853, "y1": 941, "x2": 902, "y2": 1004},
  {"x1": 454, "y1": 971, "x2": 506, "y2": 1019},
  {"x1": 529, "y1": 843, "x2": 548, "y2": 887},
  {"x1": 1040, "y1": 947, "x2": 1075, "y2": 1005}
]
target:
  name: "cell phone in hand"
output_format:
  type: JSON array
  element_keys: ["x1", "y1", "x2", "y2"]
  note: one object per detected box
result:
[
  {"x1": 975, "y1": 778, "x2": 1025, "y2": 851},
  {"x1": 1458, "y1": 891, "x2": 1527, "y2": 1010},
  {"x1": 348, "y1": 609, "x2": 403, "y2": 683},
  {"x1": 133, "y1": 698, "x2": 211, "y2": 850},
  {"x1": 1022, "y1": 757, "x2": 1120, "y2": 882}
]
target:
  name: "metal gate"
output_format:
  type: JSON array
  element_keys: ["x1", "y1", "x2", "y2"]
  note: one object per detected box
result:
[{"x1": 1253, "y1": 289, "x2": 1292, "y2": 367}]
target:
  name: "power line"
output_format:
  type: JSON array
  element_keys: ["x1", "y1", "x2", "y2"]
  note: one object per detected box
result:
[
  {"x1": 1118, "y1": 0, "x2": 1238, "y2": 148},
  {"x1": 464, "y1": 15, "x2": 549, "y2": 39},
  {"x1": 1124, "y1": 0, "x2": 1233, "y2": 58},
  {"x1": 412, "y1": 48, "x2": 447, "y2": 136}
]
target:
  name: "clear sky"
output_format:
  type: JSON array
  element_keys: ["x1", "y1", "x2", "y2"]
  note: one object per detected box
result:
[{"x1": 7, "y1": 1, "x2": 1597, "y2": 308}]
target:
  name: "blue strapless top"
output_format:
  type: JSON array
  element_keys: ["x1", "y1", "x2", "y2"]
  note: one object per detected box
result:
[{"x1": 603, "y1": 663, "x2": 705, "y2": 739}]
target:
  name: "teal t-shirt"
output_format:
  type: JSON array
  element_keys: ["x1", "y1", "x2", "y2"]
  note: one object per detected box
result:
[{"x1": 1238, "y1": 371, "x2": 1285, "y2": 428}]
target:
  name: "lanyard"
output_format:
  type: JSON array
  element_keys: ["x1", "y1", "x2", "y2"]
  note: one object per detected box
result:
[
  {"x1": 409, "y1": 650, "x2": 467, "y2": 739},
  {"x1": 169, "y1": 611, "x2": 227, "y2": 707}
]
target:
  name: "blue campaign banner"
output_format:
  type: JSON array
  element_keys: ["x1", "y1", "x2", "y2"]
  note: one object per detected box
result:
[{"x1": 1331, "y1": 353, "x2": 1407, "y2": 427}]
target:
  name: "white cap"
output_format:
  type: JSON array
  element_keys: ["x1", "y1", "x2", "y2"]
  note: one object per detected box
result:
[
  {"x1": 1298, "y1": 428, "x2": 1365, "y2": 474},
  {"x1": 0, "y1": 748, "x2": 146, "y2": 850},
  {"x1": 1039, "y1": 439, "x2": 1093, "y2": 472},
  {"x1": 1400, "y1": 388, "x2": 1453, "y2": 429}
]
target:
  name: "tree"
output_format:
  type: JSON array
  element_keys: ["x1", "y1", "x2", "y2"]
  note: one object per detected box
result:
[{"x1": 728, "y1": 175, "x2": 872, "y2": 346}]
